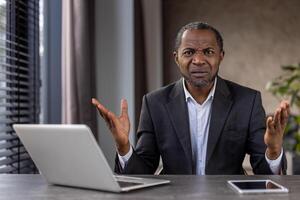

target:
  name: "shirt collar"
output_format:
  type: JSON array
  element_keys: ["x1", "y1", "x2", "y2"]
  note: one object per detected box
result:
[{"x1": 182, "y1": 77, "x2": 217, "y2": 104}]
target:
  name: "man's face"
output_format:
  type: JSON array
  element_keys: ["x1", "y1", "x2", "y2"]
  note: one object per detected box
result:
[{"x1": 174, "y1": 29, "x2": 224, "y2": 88}]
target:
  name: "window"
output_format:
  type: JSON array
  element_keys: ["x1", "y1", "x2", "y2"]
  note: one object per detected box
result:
[{"x1": 0, "y1": 0, "x2": 39, "y2": 173}]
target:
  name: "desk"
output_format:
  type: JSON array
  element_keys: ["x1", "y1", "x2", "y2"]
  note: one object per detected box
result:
[{"x1": 0, "y1": 175, "x2": 299, "y2": 200}]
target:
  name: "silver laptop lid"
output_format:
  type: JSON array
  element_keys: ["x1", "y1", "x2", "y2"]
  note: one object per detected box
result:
[{"x1": 13, "y1": 124, "x2": 122, "y2": 192}]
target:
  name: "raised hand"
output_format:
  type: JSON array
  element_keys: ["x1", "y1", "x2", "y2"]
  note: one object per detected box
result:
[
  {"x1": 264, "y1": 100, "x2": 290, "y2": 160},
  {"x1": 92, "y1": 98, "x2": 130, "y2": 155}
]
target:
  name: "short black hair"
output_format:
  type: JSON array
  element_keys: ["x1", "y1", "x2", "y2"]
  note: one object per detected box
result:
[{"x1": 174, "y1": 22, "x2": 224, "y2": 52}]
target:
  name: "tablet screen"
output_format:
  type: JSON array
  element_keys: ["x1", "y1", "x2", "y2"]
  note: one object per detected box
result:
[
  {"x1": 228, "y1": 180, "x2": 289, "y2": 194},
  {"x1": 232, "y1": 180, "x2": 280, "y2": 190}
]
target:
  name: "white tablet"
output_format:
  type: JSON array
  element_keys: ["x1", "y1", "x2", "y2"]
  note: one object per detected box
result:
[{"x1": 227, "y1": 180, "x2": 289, "y2": 194}]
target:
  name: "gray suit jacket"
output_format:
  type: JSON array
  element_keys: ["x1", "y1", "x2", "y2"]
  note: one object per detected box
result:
[{"x1": 115, "y1": 76, "x2": 286, "y2": 175}]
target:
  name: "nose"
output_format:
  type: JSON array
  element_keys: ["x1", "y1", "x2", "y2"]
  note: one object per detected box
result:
[{"x1": 192, "y1": 52, "x2": 206, "y2": 65}]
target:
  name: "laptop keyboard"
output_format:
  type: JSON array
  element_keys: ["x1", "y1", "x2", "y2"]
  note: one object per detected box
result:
[
  {"x1": 115, "y1": 176, "x2": 144, "y2": 188},
  {"x1": 117, "y1": 181, "x2": 143, "y2": 188}
]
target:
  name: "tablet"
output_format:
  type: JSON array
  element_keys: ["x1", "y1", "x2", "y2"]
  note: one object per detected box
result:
[{"x1": 227, "y1": 180, "x2": 289, "y2": 194}]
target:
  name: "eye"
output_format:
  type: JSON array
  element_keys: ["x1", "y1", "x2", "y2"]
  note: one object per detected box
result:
[
  {"x1": 182, "y1": 49, "x2": 195, "y2": 57},
  {"x1": 203, "y1": 49, "x2": 215, "y2": 56}
]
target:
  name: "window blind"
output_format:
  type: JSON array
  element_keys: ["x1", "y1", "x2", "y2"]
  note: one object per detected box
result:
[{"x1": 0, "y1": 0, "x2": 39, "y2": 173}]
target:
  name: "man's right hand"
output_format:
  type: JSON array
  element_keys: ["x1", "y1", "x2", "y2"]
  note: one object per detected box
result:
[{"x1": 92, "y1": 98, "x2": 130, "y2": 155}]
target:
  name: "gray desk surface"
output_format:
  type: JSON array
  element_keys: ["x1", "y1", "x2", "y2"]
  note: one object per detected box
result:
[{"x1": 0, "y1": 174, "x2": 299, "y2": 200}]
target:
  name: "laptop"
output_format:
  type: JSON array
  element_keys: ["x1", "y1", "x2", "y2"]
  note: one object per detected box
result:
[{"x1": 13, "y1": 124, "x2": 170, "y2": 192}]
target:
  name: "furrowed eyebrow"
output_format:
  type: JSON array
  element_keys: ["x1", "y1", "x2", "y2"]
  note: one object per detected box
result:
[
  {"x1": 203, "y1": 47, "x2": 215, "y2": 51},
  {"x1": 182, "y1": 47, "x2": 195, "y2": 51}
]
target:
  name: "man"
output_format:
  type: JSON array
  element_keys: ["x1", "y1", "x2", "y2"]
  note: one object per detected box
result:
[{"x1": 92, "y1": 22, "x2": 289, "y2": 175}]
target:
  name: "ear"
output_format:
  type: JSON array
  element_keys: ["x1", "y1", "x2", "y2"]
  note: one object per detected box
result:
[
  {"x1": 173, "y1": 51, "x2": 179, "y2": 66},
  {"x1": 220, "y1": 50, "x2": 225, "y2": 61}
]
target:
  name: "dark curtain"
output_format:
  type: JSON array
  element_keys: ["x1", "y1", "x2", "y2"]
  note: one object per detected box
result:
[
  {"x1": 61, "y1": 0, "x2": 97, "y2": 138},
  {"x1": 134, "y1": 0, "x2": 148, "y2": 132}
]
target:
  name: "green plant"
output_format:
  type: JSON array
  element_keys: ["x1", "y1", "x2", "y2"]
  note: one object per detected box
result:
[{"x1": 266, "y1": 63, "x2": 300, "y2": 154}]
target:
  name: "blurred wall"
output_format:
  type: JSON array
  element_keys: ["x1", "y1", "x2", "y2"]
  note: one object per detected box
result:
[{"x1": 162, "y1": 0, "x2": 300, "y2": 113}]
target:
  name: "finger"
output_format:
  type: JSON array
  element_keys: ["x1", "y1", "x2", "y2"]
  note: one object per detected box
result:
[
  {"x1": 92, "y1": 98, "x2": 114, "y2": 126},
  {"x1": 266, "y1": 116, "x2": 275, "y2": 132},
  {"x1": 281, "y1": 109, "x2": 288, "y2": 127},
  {"x1": 92, "y1": 98, "x2": 105, "y2": 111},
  {"x1": 280, "y1": 105, "x2": 289, "y2": 127},
  {"x1": 91, "y1": 98, "x2": 100, "y2": 106},
  {"x1": 281, "y1": 100, "x2": 290, "y2": 113},
  {"x1": 92, "y1": 98, "x2": 109, "y2": 116},
  {"x1": 92, "y1": 98, "x2": 103, "y2": 114},
  {"x1": 285, "y1": 101, "x2": 291, "y2": 116},
  {"x1": 120, "y1": 99, "x2": 128, "y2": 118},
  {"x1": 274, "y1": 108, "x2": 282, "y2": 130},
  {"x1": 280, "y1": 100, "x2": 290, "y2": 122},
  {"x1": 92, "y1": 99, "x2": 105, "y2": 118}
]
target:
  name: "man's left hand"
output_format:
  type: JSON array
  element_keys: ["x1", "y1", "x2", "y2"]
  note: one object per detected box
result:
[{"x1": 264, "y1": 100, "x2": 290, "y2": 160}]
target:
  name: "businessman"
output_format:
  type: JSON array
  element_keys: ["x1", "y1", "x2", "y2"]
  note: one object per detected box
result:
[{"x1": 92, "y1": 22, "x2": 290, "y2": 175}]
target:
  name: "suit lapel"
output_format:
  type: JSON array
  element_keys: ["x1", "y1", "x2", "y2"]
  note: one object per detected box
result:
[
  {"x1": 165, "y1": 79, "x2": 194, "y2": 172},
  {"x1": 206, "y1": 77, "x2": 233, "y2": 165}
]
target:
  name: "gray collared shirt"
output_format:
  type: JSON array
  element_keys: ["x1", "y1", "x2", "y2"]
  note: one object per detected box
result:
[{"x1": 182, "y1": 78, "x2": 216, "y2": 175}]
